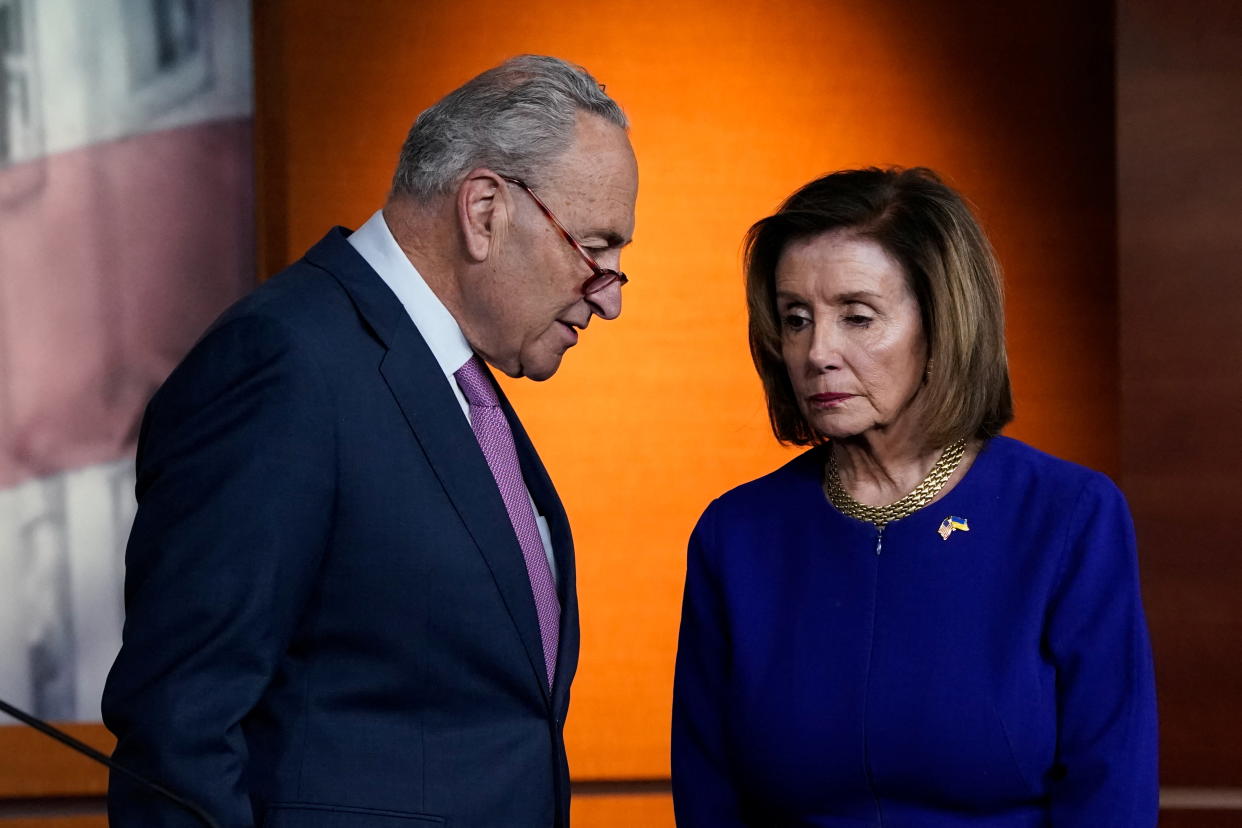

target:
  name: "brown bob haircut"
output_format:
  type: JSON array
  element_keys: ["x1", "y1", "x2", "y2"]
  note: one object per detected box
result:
[{"x1": 744, "y1": 166, "x2": 1013, "y2": 449}]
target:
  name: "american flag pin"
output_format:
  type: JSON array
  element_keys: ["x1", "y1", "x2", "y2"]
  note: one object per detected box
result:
[{"x1": 938, "y1": 516, "x2": 970, "y2": 540}]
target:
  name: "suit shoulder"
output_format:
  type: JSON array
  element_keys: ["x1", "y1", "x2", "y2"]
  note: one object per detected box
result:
[
  {"x1": 148, "y1": 256, "x2": 361, "y2": 416},
  {"x1": 178, "y1": 245, "x2": 384, "y2": 386},
  {"x1": 210, "y1": 257, "x2": 353, "y2": 339},
  {"x1": 698, "y1": 447, "x2": 825, "y2": 528},
  {"x1": 980, "y1": 435, "x2": 1124, "y2": 506}
]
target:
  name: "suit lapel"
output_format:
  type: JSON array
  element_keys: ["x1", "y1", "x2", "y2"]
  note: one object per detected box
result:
[{"x1": 306, "y1": 229, "x2": 553, "y2": 704}]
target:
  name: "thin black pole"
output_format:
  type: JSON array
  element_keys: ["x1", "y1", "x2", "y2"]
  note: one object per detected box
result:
[{"x1": 0, "y1": 697, "x2": 219, "y2": 828}]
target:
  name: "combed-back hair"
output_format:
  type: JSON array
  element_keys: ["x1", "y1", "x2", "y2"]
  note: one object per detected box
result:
[
  {"x1": 390, "y1": 54, "x2": 627, "y2": 200},
  {"x1": 744, "y1": 167, "x2": 1013, "y2": 449}
]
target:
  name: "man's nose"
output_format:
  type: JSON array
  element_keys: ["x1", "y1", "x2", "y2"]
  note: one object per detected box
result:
[{"x1": 587, "y1": 279, "x2": 623, "y2": 320}]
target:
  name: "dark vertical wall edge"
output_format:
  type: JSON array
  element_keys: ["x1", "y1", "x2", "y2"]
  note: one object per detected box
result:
[{"x1": 252, "y1": 0, "x2": 288, "y2": 282}]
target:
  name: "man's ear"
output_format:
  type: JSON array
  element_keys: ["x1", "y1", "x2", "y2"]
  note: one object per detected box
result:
[{"x1": 457, "y1": 169, "x2": 506, "y2": 262}]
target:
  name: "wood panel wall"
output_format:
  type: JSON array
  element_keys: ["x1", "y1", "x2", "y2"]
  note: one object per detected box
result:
[{"x1": 1118, "y1": 0, "x2": 1242, "y2": 800}]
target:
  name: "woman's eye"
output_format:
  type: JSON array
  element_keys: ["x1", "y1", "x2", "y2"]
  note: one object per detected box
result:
[
  {"x1": 782, "y1": 314, "x2": 811, "y2": 331},
  {"x1": 844, "y1": 314, "x2": 873, "y2": 327}
]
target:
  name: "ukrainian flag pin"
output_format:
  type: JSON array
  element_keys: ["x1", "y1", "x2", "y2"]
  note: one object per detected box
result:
[{"x1": 938, "y1": 516, "x2": 970, "y2": 540}]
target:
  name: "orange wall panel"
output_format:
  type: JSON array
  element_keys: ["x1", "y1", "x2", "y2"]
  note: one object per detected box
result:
[
  {"x1": 254, "y1": 0, "x2": 1116, "y2": 781},
  {"x1": 0, "y1": 725, "x2": 109, "y2": 799},
  {"x1": 571, "y1": 793, "x2": 673, "y2": 827},
  {"x1": 0, "y1": 820, "x2": 107, "y2": 828}
]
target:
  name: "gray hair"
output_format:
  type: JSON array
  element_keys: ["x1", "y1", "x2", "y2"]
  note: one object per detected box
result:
[{"x1": 390, "y1": 55, "x2": 628, "y2": 200}]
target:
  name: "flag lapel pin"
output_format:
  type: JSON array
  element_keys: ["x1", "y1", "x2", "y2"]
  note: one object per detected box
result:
[{"x1": 938, "y1": 516, "x2": 970, "y2": 540}]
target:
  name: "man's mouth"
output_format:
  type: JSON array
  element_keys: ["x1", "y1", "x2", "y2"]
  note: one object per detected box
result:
[{"x1": 557, "y1": 320, "x2": 579, "y2": 346}]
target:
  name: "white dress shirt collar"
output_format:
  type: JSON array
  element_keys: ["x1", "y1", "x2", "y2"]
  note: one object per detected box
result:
[{"x1": 347, "y1": 209, "x2": 474, "y2": 383}]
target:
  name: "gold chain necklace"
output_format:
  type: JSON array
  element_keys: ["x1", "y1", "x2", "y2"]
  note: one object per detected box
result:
[{"x1": 823, "y1": 438, "x2": 967, "y2": 527}]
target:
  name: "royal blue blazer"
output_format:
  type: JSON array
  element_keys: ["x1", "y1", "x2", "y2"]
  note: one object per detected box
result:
[
  {"x1": 103, "y1": 229, "x2": 579, "y2": 827},
  {"x1": 672, "y1": 437, "x2": 1157, "y2": 827}
]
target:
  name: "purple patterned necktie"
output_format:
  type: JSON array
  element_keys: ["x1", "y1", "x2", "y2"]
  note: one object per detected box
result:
[{"x1": 454, "y1": 355, "x2": 559, "y2": 689}]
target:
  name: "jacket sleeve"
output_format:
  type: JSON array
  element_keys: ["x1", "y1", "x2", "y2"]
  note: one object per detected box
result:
[
  {"x1": 1046, "y1": 474, "x2": 1159, "y2": 826},
  {"x1": 102, "y1": 313, "x2": 336, "y2": 827},
  {"x1": 672, "y1": 501, "x2": 749, "y2": 826}
]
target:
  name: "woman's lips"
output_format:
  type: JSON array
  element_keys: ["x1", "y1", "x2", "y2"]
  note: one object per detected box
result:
[{"x1": 809, "y1": 392, "x2": 853, "y2": 407}]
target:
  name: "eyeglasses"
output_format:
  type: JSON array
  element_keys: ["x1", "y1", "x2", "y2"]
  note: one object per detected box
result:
[{"x1": 499, "y1": 176, "x2": 628, "y2": 296}]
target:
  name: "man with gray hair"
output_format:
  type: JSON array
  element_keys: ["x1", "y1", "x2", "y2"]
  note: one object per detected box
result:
[{"x1": 103, "y1": 55, "x2": 638, "y2": 828}]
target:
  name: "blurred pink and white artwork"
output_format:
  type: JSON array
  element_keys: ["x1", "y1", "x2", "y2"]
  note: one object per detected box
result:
[{"x1": 0, "y1": 0, "x2": 254, "y2": 721}]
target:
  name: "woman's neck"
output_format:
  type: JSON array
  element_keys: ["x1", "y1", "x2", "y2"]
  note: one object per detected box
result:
[{"x1": 830, "y1": 430, "x2": 942, "y2": 508}]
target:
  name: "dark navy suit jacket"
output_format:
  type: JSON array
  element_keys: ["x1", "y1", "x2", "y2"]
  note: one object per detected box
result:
[{"x1": 103, "y1": 229, "x2": 578, "y2": 827}]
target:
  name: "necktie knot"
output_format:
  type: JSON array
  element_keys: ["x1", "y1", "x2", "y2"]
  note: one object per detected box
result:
[{"x1": 455, "y1": 355, "x2": 499, "y2": 408}]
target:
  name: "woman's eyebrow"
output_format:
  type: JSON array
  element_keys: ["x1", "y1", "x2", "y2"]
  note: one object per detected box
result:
[
  {"x1": 775, "y1": 291, "x2": 809, "y2": 305},
  {"x1": 833, "y1": 290, "x2": 882, "y2": 303}
]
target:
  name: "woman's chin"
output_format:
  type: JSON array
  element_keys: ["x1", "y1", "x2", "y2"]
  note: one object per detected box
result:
[{"x1": 806, "y1": 412, "x2": 864, "y2": 442}]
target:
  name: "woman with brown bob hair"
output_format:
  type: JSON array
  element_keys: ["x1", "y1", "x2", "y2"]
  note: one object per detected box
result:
[{"x1": 672, "y1": 168, "x2": 1157, "y2": 826}]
